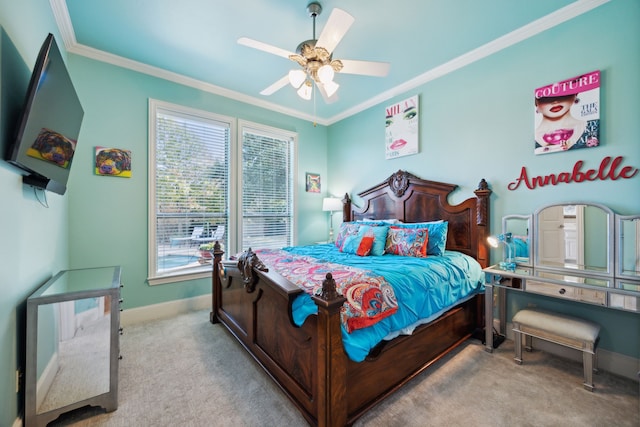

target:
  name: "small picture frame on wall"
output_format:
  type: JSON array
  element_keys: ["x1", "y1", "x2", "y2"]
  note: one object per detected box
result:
[
  {"x1": 306, "y1": 172, "x2": 320, "y2": 193},
  {"x1": 95, "y1": 147, "x2": 132, "y2": 177}
]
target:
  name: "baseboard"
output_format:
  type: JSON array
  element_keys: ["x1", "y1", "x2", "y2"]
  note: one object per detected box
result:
[
  {"x1": 503, "y1": 322, "x2": 640, "y2": 382},
  {"x1": 36, "y1": 351, "x2": 59, "y2": 410},
  {"x1": 120, "y1": 294, "x2": 210, "y2": 326}
]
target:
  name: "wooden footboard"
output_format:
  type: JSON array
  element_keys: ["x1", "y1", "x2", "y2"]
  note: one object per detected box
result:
[{"x1": 209, "y1": 171, "x2": 491, "y2": 426}]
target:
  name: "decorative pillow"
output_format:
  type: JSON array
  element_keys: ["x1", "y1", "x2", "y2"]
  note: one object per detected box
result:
[
  {"x1": 342, "y1": 225, "x2": 376, "y2": 256},
  {"x1": 335, "y1": 222, "x2": 360, "y2": 250},
  {"x1": 385, "y1": 227, "x2": 429, "y2": 257},
  {"x1": 351, "y1": 221, "x2": 390, "y2": 256},
  {"x1": 393, "y1": 221, "x2": 448, "y2": 256},
  {"x1": 369, "y1": 225, "x2": 390, "y2": 256}
]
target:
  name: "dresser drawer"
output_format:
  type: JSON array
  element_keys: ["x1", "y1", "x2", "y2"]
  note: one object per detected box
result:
[
  {"x1": 576, "y1": 288, "x2": 607, "y2": 305},
  {"x1": 527, "y1": 280, "x2": 576, "y2": 299},
  {"x1": 526, "y1": 280, "x2": 606, "y2": 306}
]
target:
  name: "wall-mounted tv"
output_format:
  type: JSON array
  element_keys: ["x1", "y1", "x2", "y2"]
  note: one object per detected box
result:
[{"x1": 6, "y1": 33, "x2": 84, "y2": 195}]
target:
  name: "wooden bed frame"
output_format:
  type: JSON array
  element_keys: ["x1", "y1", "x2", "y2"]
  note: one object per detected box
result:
[{"x1": 210, "y1": 170, "x2": 491, "y2": 426}]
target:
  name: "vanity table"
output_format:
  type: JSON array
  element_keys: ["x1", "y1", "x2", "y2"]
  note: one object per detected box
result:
[
  {"x1": 484, "y1": 203, "x2": 640, "y2": 352},
  {"x1": 25, "y1": 266, "x2": 123, "y2": 427}
]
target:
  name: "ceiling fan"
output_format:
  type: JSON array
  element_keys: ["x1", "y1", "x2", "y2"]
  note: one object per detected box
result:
[{"x1": 238, "y1": 2, "x2": 390, "y2": 103}]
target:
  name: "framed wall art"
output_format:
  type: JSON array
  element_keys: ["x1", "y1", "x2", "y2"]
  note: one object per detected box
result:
[
  {"x1": 95, "y1": 147, "x2": 132, "y2": 177},
  {"x1": 385, "y1": 95, "x2": 419, "y2": 160},
  {"x1": 306, "y1": 172, "x2": 320, "y2": 193},
  {"x1": 534, "y1": 70, "x2": 600, "y2": 155}
]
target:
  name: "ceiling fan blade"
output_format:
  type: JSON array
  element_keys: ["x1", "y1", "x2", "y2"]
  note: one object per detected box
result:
[
  {"x1": 316, "y1": 8, "x2": 355, "y2": 54},
  {"x1": 260, "y1": 75, "x2": 290, "y2": 96},
  {"x1": 339, "y1": 59, "x2": 391, "y2": 77},
  {"x1": 316, "y1": 82, "x2": 339, "y2": 104},
  {"x1": 238, "y1": 37, "x2": 295, "y2": 59}
]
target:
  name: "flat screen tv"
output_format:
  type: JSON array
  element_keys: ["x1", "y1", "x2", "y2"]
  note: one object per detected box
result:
[{"x1": 6, "y1": 33, "x2": 84, "y2": 195}]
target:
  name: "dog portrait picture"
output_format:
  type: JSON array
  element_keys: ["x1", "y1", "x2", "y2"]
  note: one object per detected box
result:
[
  {"x1": 95, "y1": 147, "x2": 132, "y2": 178},
  {"x1": 26, "y1": 128, "x2": 77, "y2": 169}
]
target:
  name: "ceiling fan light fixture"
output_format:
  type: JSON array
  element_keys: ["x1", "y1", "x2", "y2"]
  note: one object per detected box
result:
[
  {"x1": 317, "y1": 64, "x2": 335, "y2": 84},
  {"x1": 323, "y1": 80, "x2": 339, "y2": 97},
  {"x1": 288, "y1": 69, "x2": 306, "y2": 88},
  {"x1": 297, "y1": 81, "x2": 313, "y2": 100}
]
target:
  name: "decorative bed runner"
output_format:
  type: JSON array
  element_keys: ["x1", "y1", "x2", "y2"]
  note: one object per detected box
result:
[{"x1": 254, "y1": 249, "x2": 398, "y2": 332}]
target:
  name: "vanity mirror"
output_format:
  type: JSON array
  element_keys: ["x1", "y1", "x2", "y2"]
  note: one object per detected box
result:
[
  {"x1": 486, "y1": 204, "x2": 640, "y2": 354},
  {"x1": 533, "y1": 203, "x2": 613, "y2": 275},
  {"x1": 616, "y1": 214, "x2": 640, "y2": 279},
  {"x1": 502, "y1": 214, "x2": 532, "y2": 267}
]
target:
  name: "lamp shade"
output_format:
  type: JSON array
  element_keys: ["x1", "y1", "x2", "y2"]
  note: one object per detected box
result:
[
  {"x1": 288, "y1": 69, "x2": 306, "y2": 89},
  {"x1": 323, "y1": 80, "x2": 339, "y2": 97},
  {"x1": 322, "y1": 197, "x2": 342, "y2": 212},
  {"x1": 297, "y1": 82, "x2": 312, "y2": 100},
  {"x1": 317, "y1": 64, "x2": 335, "y2": 84}
]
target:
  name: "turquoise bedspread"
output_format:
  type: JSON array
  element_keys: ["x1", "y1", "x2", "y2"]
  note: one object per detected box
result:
[{"x1": 284, "y1": 244, "x2": 484, "y2": 362}]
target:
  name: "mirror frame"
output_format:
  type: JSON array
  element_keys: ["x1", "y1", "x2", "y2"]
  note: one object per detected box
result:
[
  {"x1": 502, "y1": 214, "x2": 533, "y2": 267},
  {"x1": 533, "y1": 202, "x2": 614, "y2": 277},
  {"x1": 616, "y1": 214, "x2": 640, "y2": 280}
]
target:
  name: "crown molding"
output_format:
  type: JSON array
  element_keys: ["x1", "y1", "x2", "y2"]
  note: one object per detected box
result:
[{"x1": 50, "y1": 0, "x2": 609, "y2": 126}]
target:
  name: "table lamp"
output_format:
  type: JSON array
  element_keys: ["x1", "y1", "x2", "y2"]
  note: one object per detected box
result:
[
  {"x1": 488, "y1": 232, "x2": 516, "y2": 270},
  {"x1": 322, "y1": 197, "x2": 342, "y2": 242}
]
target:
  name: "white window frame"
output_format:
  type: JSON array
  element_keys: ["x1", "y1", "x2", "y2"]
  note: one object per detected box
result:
[
  {"x1": 148, "y1": 99, "x2": 235, "y2": 285},
  {"x1": 147, "y1": 101, "x2": 297, "y2": 285}
]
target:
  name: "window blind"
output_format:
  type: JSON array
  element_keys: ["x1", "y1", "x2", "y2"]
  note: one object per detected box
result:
[
  {"x1": 241, "y1": 127, "x2": 294, "y2": 250},
  {"x1": 154, "y1": 108, "x2": 230, "y2": 274}
]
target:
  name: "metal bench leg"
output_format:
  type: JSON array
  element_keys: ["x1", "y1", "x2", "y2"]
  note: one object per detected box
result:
[
  {"x1": 514, "y1": 330, "x2": 523, "y2": 365},
  {"x1": 524, "y1": 334, "x2": 533, "y2": 352},
  {"x1": 583, "y1": 351, "x2": 595, "y2": 391}
]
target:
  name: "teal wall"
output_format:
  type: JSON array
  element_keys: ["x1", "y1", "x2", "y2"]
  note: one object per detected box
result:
[
  {"x1": 0, "y1": 0, "x2": 639, "y2": 425},
  {"x1": 65, "y1": 55, "x2": 329, "y2": 309},
  {"x1": 326, "y1": 1, "x2": 640, "y2": 357},
  {"x1": 0, "y1": 1, "x2": 70, "y2": 424}
]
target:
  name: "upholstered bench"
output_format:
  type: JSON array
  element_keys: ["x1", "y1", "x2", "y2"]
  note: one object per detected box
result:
[{"x1": 512, "y1": 308, "x2": 601, "y2": 391}]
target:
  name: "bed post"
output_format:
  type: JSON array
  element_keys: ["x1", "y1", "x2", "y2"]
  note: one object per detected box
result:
[
  {"x1": 312, "y1": 273, "x2": 348, "y2": 427},
  {"x1": 474, "y1": 179, "x2": 492, "y2": 268},
  {"x1": 210, "y1": 241, "x2": 225, "y2": 324},
  {"x1": 342, "y1": 193, "x2": 352, "y2": 222}
]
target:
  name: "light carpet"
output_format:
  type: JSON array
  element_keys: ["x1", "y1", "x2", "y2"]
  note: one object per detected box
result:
[{"x1": 49, "y1": 310, "x2": 639, "y2": 427}]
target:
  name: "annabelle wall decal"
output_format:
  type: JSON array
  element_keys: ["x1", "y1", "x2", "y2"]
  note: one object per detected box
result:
[{"x1": 534, "y1": 70, "x2": 600, "y2": 155}]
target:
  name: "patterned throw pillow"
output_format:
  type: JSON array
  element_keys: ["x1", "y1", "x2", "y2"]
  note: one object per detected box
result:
[
  {"x1": 393, "y1": 221, "x2": 448, "y2": 256},
  {"x1": 335, "y1": 222, "x2": 360, "y2": 250},
  {"x1": 342, "y1": 225, "x2": 381, "y2": 256},
  {"x1": 385, "y1": 227, "x2": 429, "y2": 257}
]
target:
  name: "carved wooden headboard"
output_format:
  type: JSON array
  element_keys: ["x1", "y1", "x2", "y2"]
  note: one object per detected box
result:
[{"x1": 342, "y1": 170, "x2": 492, "y2": 267}]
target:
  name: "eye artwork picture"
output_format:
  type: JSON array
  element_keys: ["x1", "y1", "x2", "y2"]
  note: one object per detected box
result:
[
  {"x1": 95, "y1": 147, "x2": 132, "y2": 177},
  {"x1": 534, "y1": 70, "x2": 600, "y2": 155},
  {"x1": 385, "y1": 95, "x2": 419, "y2": 160}
]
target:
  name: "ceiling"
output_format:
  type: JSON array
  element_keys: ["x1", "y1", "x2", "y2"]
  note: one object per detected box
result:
[{"x1": 53, "y1": 0, "x2": 607, "y2": 125}]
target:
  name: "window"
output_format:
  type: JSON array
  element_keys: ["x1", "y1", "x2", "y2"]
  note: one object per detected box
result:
[
  {"x1": 240, "y1": 121, "x2": 296, "y2": 251},
  {"x1": 148, "y1": 101, "x2": 297, "y2": 284},
  {"x1": 148, "y1": 100, "x2": 232, "y2": 284}
]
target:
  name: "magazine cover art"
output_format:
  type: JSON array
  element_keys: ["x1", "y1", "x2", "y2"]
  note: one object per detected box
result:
[{"x1": 534, "y1": 70, "x2": 600, "y2": 155}]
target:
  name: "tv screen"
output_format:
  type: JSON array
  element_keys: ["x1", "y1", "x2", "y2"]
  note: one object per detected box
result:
[{"x1": 6, "y1": 33, "x2": 84, "y2": 195}]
